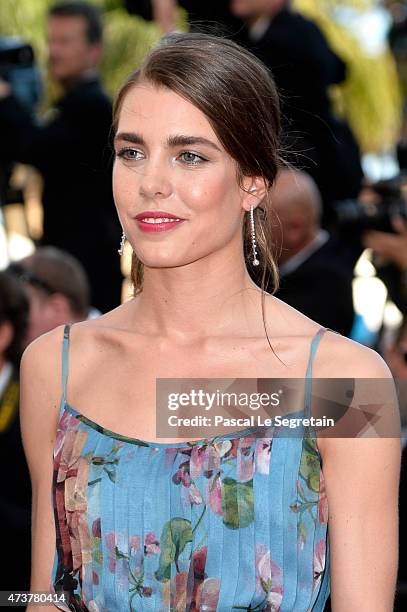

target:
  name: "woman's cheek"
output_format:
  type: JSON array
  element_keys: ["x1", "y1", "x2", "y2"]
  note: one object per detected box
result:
[
  {"x1": 178, "y1": 173, "x2": 229, "y2": 212},
  {"x1": 113, "y1": 166, "x2": 134, "y2": 211}
]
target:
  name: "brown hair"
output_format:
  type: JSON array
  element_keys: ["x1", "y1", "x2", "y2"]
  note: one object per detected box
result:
[
  {"x1": 0, "y1": 271, "x2": 29, "y2": 367},
  {"x1": 17, "y1": 247, "x2": 90, "y2": 318},
  {"x1": 113, "y1": 32, "x2": 283, "y2": 341}
]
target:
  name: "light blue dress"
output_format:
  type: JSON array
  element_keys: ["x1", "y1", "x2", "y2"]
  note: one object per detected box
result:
[{"x1": 51, "y1": 324, "x2": 330, "y2": 611}]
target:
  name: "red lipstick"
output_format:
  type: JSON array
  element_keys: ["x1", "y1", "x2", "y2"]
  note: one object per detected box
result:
[{"x1": 134, "y1": 210, "x2": 186, "y2": 233}]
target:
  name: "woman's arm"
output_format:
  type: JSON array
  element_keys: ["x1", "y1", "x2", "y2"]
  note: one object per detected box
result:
[
  {"x1": 318, "y1": 341, "x2": 401, "y2": 611},
  {"x1": 19, "y1": 327, "x2": 65, "y2": 611},
  {"x1": 323, "y1": 436, "x2": 400, "y2": 611}
]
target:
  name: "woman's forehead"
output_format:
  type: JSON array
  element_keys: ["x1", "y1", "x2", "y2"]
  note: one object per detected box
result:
[{"x1": 117, "y1": 83, "x2": 220, "y2": 142}]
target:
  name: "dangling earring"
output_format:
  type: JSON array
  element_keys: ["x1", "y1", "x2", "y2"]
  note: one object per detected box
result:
[
  {"x1": 250, "y1": 205, "x2": 260, "y2": 266},
  {"x1": 118, "y1": 232, "x2": 126, "y2": 256}
]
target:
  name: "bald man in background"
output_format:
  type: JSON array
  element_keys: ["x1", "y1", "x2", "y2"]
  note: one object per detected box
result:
[{"x1": 263, "y1": 169, "x2": 361, "y2": 336}]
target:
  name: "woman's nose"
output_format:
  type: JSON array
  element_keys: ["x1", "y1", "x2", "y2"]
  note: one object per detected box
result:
[{"x1": 139, "y1": 160, "x2": 173, "y2": 200}]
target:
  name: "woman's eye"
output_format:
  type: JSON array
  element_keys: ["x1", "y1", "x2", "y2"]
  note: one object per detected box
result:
[
  {"x1": 179, "y1": 151, "x2": 206, "y2": 165},
  {"x1": 116, "y1": 148, "x2": 142, "y2": 161}
]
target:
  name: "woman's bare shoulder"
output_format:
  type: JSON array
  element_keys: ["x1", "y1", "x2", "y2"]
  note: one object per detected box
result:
[
  {"x1": 19, "y1": 308, "x2": 133, "y2": 428},
  {"x1": 19, "y1": 313, "x2": 116, "y2": 385},
  {"x1": 266, "y1": 295, "x2": 392, "y2": 378},
  {"x1": 21, "y1": 324, "x2": 66, "y2": 375},
  {"x1": 68, "y1": 303, "x2": 139, "y2": 354},
  {"x1": 306, "y1": 326, "x2": 399, "y2": 461},
  {"x1": 314, "y1": 329, "x2": 392, "y2": 379},
  {"x1": 26, "y1": 301, "x2": 136, "y2": 355},
  {"x1": 19, "y1": 325, "x2": 68, "y2": 437}
]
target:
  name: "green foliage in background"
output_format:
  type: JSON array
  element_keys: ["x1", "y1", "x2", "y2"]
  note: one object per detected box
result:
[
  {"x1": 100, "y1": 7, "x2": 161, "y2": 96},
  {"x1": 0, "y1": 0, "x2": 186, "y2": 102}
]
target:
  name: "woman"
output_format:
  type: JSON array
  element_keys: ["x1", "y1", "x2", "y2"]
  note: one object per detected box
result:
[{"x1": 20, "y1": 33, "x2": 400, "y2": 611}]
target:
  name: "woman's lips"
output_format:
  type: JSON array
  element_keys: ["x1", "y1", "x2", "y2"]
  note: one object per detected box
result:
[{"x1": 135, "y1": 217, "x2": 186, "y2": 233}]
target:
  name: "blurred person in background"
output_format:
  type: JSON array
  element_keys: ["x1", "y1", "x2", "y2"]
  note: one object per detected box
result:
[
  {"x1": 363, "y1": 214, "x2": 407, "y2": 276},
  {"x1": 295, "y1": 0, "x2": 402, "y2": 172},
  {"x1": 230, "y1": 0, "x2": 364, "y2": 216},
  {"x1": 125, "y1": 0, "x2": 243, "y2": 34},
  {"x1": 0, "y1": 1, "x2": 122, "y2": 313},
  {"x1": 8, "y1": 246, "x2": 92, "y2": 345},
  {"x1": 0, "y1": 271, "x2": 30, "y2": 590},
  {"x1": 254, "y1": 168, "x2": 361, "y2": 336},
  {"x1": 1, "y1": 247, "x2": 91, "y2": 591},
  {"x1": 386, "y1": 317, "x2": 407, "y2": 381},
  {"x1": 362, "y1": 214, "x2": 407, "y2": 317}
]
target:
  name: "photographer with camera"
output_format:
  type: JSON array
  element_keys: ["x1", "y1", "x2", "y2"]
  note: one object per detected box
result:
[
  {"x1": 0, "y1": 2, "x2": 122, "y2": 314},
  {"x1": 363, "y1": 214, "x2": 407, "y2": 274},
  {"x1": 356, "y1": 192, "x2": 407, "y2": 319}
]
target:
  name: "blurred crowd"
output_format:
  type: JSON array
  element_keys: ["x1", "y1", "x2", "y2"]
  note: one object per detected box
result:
[{"x1": 0, "y1": 1, "x2": 407, "y2": 609}]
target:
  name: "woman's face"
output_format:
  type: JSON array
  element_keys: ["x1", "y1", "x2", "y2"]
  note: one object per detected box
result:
[{"x1": 113, "y1": 83, "x2": 258, "y2": 270}]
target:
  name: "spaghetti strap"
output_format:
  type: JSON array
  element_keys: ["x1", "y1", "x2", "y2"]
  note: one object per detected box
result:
[
  {"x1": 60, "y1": 323, "x2": 71, "y2": 414},
  {"x1": 304, "y1": 326, "x2": 328, "y2": 418}
]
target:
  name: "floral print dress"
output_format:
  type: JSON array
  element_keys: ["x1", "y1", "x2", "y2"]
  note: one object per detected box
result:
[{"x1": 51, "y1": 325, "x2": 330, "y2": 611}]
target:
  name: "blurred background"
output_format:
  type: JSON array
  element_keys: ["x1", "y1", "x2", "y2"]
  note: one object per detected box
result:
[
  {"x1": 1, "y1": 0, "x2": 407, "y2": 341},
  {"x1": 0, "y1": 0, "x2": 407, "y2": 608}
]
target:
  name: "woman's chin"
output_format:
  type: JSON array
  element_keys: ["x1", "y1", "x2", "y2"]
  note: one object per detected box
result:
[{"x1": 139, "y1": 257, "x2": 191, "y2": 270}]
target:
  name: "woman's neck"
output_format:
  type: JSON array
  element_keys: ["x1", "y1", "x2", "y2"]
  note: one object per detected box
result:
[{"x1": 128, "y1": 254, "x2": 263, "y2": 340}]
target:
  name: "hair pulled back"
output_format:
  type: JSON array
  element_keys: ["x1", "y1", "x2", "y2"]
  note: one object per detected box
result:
[{"x1": 113, "y1": 32, "x2": 283, "y2": 299}]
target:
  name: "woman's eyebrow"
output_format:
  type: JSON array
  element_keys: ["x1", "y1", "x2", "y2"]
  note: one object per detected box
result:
[
  {"x1": 114, "y1": 132, "x2": 145, "y2": 145},
  {"x1": 167, "y1": 135, "x2": 221, "y2": 152},
  {"x1": 114, "y1": 132, "x2": 221, "y2": 152}
]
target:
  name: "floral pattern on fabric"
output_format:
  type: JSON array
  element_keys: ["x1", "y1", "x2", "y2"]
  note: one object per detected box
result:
[{"x1": 51, "y1": 406, "x2": 330, "y2": 611}]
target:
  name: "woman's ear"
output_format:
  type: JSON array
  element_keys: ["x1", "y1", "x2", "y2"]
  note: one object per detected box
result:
[{"x1": 241, "y1": 176, "x2": 268, "y2": 212}]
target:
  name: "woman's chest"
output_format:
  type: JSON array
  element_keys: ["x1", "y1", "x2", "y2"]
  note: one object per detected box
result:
[
  {"x1": 67, "y1": 340, "x2": 309, "y2": 443},
  {"x1": 53, "y1": 420, "x2": 328, "y2": 610}
]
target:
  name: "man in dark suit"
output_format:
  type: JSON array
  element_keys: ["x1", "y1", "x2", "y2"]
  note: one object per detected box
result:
[
  {"x1": 125, "y1": 0, "x2": 243, "y2": 34},
  {"x1": 230, "y1": 0, "x2": 364, "y2": 215},
  {"x1": 257, "y1": 169, "x2": 363, "y2": 337},
  {"x1": 0, "y1": 2, "x2": 122, "y2": 313}
]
